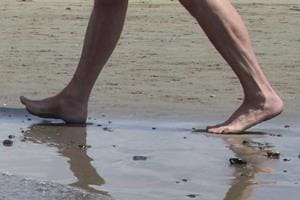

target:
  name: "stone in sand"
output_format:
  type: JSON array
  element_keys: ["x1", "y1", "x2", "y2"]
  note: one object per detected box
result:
[
  {"x1": 266, "y1": 150, "x2": 280, "y2": 159},
  {"x1": 3, "y1": 140, "x2": 13, "y2": 147},
  {"x1": 133, "y1": 156, "x2": 147, "y2": 161},
  {"x1": 229, "y1": 158, "x2": 247, "y2": 165}
]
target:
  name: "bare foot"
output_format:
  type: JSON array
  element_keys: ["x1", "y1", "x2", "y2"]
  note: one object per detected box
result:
[
  {"x1": 206, "y1": 94, "x2": 284, "y2": 134},
  {"x1": 20, "y1": 95, "x2": 87, "y2": 124}
]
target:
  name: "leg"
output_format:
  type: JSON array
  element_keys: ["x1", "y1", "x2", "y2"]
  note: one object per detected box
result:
[
  {"x1": 179, "y1": 0, "x2": 283, "y2": 133},
  {"x1": 20, "y1": 0, "x2": 128, "y2": 123}
]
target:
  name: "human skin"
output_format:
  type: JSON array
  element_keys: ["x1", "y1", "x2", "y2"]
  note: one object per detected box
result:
[{"x1": 20, "y1": 0, "x2": 283, "y2": 134}]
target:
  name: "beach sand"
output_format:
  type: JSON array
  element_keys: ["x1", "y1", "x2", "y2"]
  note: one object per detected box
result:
[{"x1": 0, "y1": 0, "x2": 300, "y2": 199}]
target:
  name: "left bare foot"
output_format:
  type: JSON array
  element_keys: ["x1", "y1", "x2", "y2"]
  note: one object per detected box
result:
[
  {"x1": 20, "y1": 95, "x2": 87, "y2": 124},
  {"x1": 207, "y1": 94, "x2": 284, "y2": 134}
]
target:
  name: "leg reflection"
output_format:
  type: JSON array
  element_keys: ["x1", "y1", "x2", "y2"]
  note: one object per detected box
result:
[
  {"x1": 24, "y1": 123, "x2": 108, "y2": 196},
  {"x1": 223, "y1": 136, "x2": 275, "y2": 200}
]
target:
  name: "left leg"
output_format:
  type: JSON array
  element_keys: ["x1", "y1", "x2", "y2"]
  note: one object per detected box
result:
[
  {"x1": 20, "y1": 0, "x2": 128, "y2": 123},
  {"x1": 178, "y1": 0, "x2": 283, "y2": 133}
]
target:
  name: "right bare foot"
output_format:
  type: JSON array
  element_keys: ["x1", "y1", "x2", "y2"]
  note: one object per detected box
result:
[
  {"x1": 20, "y1": 95, "x2": 87, "y2": 124},
  {"x1": 206, "y1": 93, "x2": 283, "y2": 134}
]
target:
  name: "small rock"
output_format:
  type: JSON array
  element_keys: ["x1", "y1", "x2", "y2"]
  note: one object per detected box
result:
[
  {"x1": 20, "y1": 136, "x2": 27, "y2": 142},
  {"x1": 133, "y1": 156, "x2": 147, "y2": 161},
  {"x1": 97, "y1": 124, "x2": 102, "y2": 127},
  {"x1": 47, "y1": 143, "x2": 57, "y2": 147},
  {"x1": 283, "y1": 158, "x2": 291, "y2": 162},
  {"x1": 65, "y1": 7, "x2": 71, "y2": 10},
  {"x1": 242, "y1": 140, "x2": 249, "y2": 145},
  {"x1": 182, "y1": 179, "x2": 188, "y2": 182},
  {"x1": 266, "y1": 150, "x2": 280, "y2": 159},
  {"x1": 229, "y1": 158, "x2": 247, "y2": 165},
  {"x1": 8, "y1": 135, "x2": 15, "y2": 139},
  {"x1": 186, "y1": 194, "x2": 199, "y2": 198},
  {"x1": 284, "y1": 125, "x2": 290, "y2": 128},
  {"x1": 3, "y1": 140, "x2": 13, "y2": 147},
  {"x1": 240, "y1": 172, "x2": 250, "y2": 177},
  {"x1": 103, "y1": 127, "x2": 113, "y2": 132},
  {"x1": 283, "y1": 170, "x2": 287, "y2": 173},
  {"x1": 269, "y1": 133, "x2": 282, "y2": 137},
  {"x1": 152, "y1": 127, "x2": 156, "y2": 130}
]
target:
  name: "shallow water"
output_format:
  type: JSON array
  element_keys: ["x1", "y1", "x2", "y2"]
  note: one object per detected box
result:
[{"x1": 0, "y1": 108, "x2": 300, "y2": 200}]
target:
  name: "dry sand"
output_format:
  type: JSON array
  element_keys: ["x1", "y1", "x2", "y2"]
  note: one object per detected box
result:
[
  {"x1": 0, "y1": 0, "x2": 300, "y2": 200},
  {"x1": 0, "y1": 0, "x2": 299, "y2": 120}
]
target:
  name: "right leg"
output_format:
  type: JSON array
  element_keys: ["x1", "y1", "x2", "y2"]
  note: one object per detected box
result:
[
  {"x1": 21, "y1": 0, "x2": 128, "y2": 123},
  {"x1": 178, "y1": 0, "x2": 283, "y2": 133}
]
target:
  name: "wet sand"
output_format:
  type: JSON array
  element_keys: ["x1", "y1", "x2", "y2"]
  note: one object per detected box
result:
[
  {"x1": 1, "y1": 108, "x2": 300, "y2": 200},
  {"x1": 0, "y1": 0, "x2": 300, "y2": 200}
]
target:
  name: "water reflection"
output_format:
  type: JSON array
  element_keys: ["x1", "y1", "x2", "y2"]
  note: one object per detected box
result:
[
  {"x1": 24, "y1": 123, "x2": 108, "y2": 196},
  {"x1": 222, "y1": 134, "x2": 276, "y2": 200}
]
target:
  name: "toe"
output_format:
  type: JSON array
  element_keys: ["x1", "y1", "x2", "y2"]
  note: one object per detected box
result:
[
  {"x1": 20, "y1": 96, "x2": 28, "y2": 105},
  {"x1": 207, "y1": 127, "x2": 222, "y2": 134}
]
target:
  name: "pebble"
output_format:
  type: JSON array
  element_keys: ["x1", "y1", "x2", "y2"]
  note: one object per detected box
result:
[
  {"x1": 269, "y1": 133, "x2": 282, "y2": 137},
  {"x1": 229, "y1": 158, "x2": 247, "y2": 165},
  {"x1": 186, "y1": 194, "x2": 199, "y2": 198},
  {"x1": 103, "y1": 127, "x2": 113, "y2": 132},
  {"x1": 3, "y1": 140, "x2": 13, "y2": 147},
  {"x1": 240, "y1": 172, "x2": 251, "y2": 177},
  {"x1": 284, "y1": 125, "x2": 290, "y2": 128},
  {"x1": 152, "y1": 127, "x2": 157, "y2": 130},
  {"x1": 133, "y1": 156, "x2": 147, "y2": 161},
  {"x1": 266, "y1": 150, "x2": 280, "y2": 159},
  {"x1": 8, "y1": 135, "x2": 15, "y2": 139},
  {"x1": 20, "y1": 136, "x2": 27, "y2": 142}
]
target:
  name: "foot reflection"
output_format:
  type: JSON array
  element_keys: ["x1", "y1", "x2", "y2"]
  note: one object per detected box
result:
[
  {"x1": 24, "y1": 123, "x2": 108, "y2": 196},
  {"x1": 222, "y1": 134, "x2": 276, "y2": 200}
]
